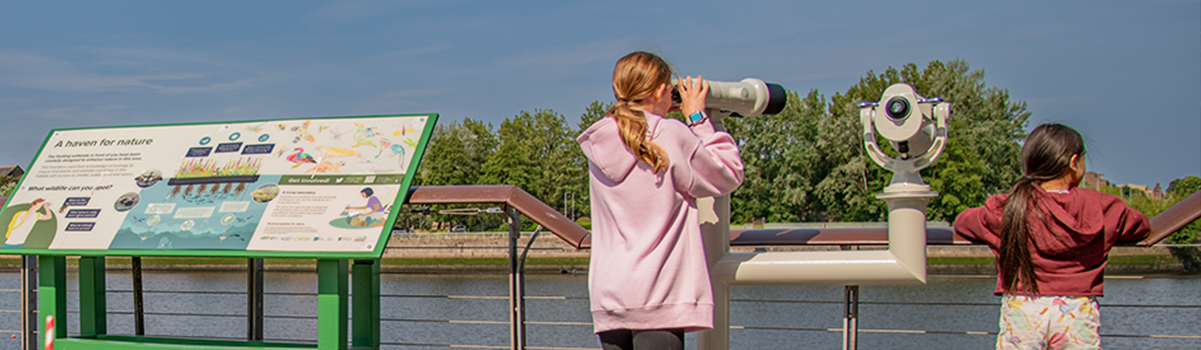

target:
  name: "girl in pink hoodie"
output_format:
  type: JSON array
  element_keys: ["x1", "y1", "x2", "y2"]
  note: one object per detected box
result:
[
  {"x1": 955, "y1": 123, "x2": 1150, "y2": 350},
  {"x1": 577, "y1": 51, "x2": 743, "y2": 350}
]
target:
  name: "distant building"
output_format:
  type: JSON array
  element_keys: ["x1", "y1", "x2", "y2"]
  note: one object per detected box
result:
[
  {"x1": 1082, "y1": 171, "x2": 1110, "y2": 190},
  {"x1": 1120, "y1": 184, "x2": 1150, "y2": 194},
  {"x1": 1046, "y1": 171, "x2": 1165, "y2": 200},
  {"x1": 0, "y1": 165, "x2": 23, "y2": 179}
]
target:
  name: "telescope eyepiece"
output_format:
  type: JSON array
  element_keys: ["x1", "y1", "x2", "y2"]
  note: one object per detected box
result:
[
  {"x1": 763, "y1": 83, "x2": 787, "y2": 115},
  {"x1": 885, "y1": 97, "x2": 910, "y2": 120}
]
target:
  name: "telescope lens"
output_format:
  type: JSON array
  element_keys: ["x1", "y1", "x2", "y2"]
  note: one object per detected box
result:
[
  {"x1": 885, "y1": 97, "x2": 909, "y2": 120},
  {"x1": 763, "y1": 83, "x2": 787, "y2": 115}
]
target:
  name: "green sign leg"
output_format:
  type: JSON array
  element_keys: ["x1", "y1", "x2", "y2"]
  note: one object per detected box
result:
[
  {"x1": 318, "y1": 259, "x2": 348, "y2": 350},
  {"x1": 38, "y1": 256, "x2": 66, "y2": 345},
  {"x1": 79, "y1": 256, "x2": 107, "y2": 337},
  {"x1": 352, "y1": 259, "x2": 380, "y2": 349}
]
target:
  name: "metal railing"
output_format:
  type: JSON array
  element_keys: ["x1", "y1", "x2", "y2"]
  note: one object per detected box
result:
[
  {"x1": 0, "y1": 278, "x2": 1198, "y2": 349},
  {"x1": 2, "y1": 187, "x2": 1199, "y2": 349}
]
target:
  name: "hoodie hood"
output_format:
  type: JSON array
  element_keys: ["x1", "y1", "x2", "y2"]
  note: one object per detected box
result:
[
  {"x1": 577, "y1": 115, "x2": 663, "y2": 183},
  {"x1": 1026, "y1": 189, "x2": 1105, "y2": 256},
  {"x1": 985, "y1": 190, "x2": 1106, "y2": 256}
]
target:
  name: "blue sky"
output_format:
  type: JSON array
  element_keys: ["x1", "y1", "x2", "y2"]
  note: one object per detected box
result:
[{"x1": 2, "y1": 1, "x2": 1198, "y2": 189}]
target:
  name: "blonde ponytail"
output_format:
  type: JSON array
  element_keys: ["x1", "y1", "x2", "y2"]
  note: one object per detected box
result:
[{"x1": 609, "y1": 51, "x2": 672, "y2": 173}]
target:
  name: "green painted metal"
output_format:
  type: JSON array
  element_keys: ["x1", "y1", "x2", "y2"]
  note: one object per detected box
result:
[
  {"x1": 11, "y1": 248, "x2": 384, "y2": 259},
  {"x1": 1, "y1": 113, "x2": 439, "y2": 260},
  {"x1": 79, "y1": 256, "x2": 107, "y2": 337},
  {"x1": 351, "y1": 260, "x2": 380, "y2": 349},
  {"x1": 42, "y1": 256, "x2": 386, "y2": 350},
  {"x1": 9, "y1": 113, "x2": 431, "y2": 350},
  {"x1": 318, "y1": 259, "x2": 349, "y2": 350},
  {"x1": 38, "y1": 255, "x2": 66, "y2": 345}
]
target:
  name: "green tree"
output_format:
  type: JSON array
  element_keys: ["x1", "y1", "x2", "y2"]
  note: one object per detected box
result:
[
  {"x1": 724, "y1": 90, "x2": 827, "y2": 223},
  {"x1": 1168, "y1": 176, "x2": 1201, "y2": 198},
  {"x1": 1097, "y1": 176, "x2": 1200, "y2": 271},
  {"x1": 0, "y1": 176, "x2": 17, "y2": 197},
  {"x1": 480, "y1": 109, "x2": 582, "y2": 228},
  {"x1": 410, "y1": 118, "x2": 500, "y2": 231},
  {"x1": 820, "y1": 60, "x2": 1028, "y2": 222},
  {"x1": 416, "y1": 118, "x2": 497, "y2": 187},
  {"x1": 570, "y1": 101, "x2": 612, "y2": 220},
  {"x1": 1163, "y1": 175, "x2": 1201, "y2": 271},
  {"x1": 577, "y1": 101, "x2": 610, "y2": 133}
]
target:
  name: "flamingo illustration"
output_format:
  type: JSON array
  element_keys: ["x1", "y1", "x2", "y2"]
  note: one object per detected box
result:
[
  {"x1": 286, "y1": 148, "x2": 317, "y2": 168},
  {"x1": 375, "y1": 138, "x2": 407, "y2": 159}
]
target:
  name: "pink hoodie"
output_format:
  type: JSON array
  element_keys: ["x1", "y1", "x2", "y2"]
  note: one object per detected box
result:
[{"x1": 577, "y1": 111, "x2": 743, "y2": 334}]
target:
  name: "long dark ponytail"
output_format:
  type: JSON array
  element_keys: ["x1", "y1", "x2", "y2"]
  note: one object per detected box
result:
[{"x1": 999, "y1": 123, "x2": 1084, "y2": 294}]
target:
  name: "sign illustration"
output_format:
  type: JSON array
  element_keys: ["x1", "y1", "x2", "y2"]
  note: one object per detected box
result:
[{"x1": 0, "y1": 114, "x2": 435, "y2": 257}]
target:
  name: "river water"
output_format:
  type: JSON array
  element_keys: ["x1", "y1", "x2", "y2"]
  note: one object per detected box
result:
[{"x1": 0, "y1": 271, "x2": 1196, "y2": 349}]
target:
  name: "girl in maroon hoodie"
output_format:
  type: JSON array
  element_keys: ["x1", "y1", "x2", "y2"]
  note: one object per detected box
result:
[{"x1": 955, "y1": 123, "x2": 1150, "y2": 350}]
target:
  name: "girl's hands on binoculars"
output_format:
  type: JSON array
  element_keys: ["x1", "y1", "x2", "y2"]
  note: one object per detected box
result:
[{"x1": 677, "y1": 76, "x2": 709, "y2": 116}]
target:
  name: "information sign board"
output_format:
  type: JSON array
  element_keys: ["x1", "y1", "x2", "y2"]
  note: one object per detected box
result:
[{"x1": 0, "y1": 114, "x2": 435, "y2": 258}]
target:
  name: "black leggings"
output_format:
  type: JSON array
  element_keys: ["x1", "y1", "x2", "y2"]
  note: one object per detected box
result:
[{"x1": 598, "y1": 329, "x2": 684, "y2": 350}]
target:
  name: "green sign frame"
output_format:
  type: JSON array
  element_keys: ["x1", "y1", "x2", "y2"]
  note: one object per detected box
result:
[{"x1": 0, "y1": 113, "x2": 437, "y2": 259}]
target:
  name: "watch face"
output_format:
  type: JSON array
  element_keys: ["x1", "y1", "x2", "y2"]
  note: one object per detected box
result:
[{"x1": 690, "y1": 112, "x2": 704, "y2": 122}]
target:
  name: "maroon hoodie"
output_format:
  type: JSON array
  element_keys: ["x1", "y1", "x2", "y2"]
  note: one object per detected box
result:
[{"x1": 954, "y1": 188, "x2": 1150, "y2": 296}]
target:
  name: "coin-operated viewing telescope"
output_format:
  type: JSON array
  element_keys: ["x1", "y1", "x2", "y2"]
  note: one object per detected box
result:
[
  {"x1": 857, "y1": 83, "x2": 950, "y2": 192},
  {"x1": 674, "y1": 78, "x2": 788, "y2": 118}
]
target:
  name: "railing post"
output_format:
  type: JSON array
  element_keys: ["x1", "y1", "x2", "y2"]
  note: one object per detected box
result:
[
  {"x1": 20, "y1": 255, "x2": 36, "y2": 350},
  {"x1": 79, "y1": 256, "x2": 107, "y2": 338},
  {"x1": 697, "y1": 116, "x2": 733, "y2": 350},
  {"x1": 506, "y1": 205, "x2": 527, "y2": 350},
  {"x1": 248, "y1": 258, "x2": 264, "y2": 341},
  {"x1": 352, "y1": 259, "x2": 380, "y2": 349},
  {"x1": 843, "y1": 285, "x2": 859, "y2": 350},
  {"x1": 132, "y1": 256, "x2": 145, "y2": 336},
  {"x1": 317, "y1": 259, "x2": 349, "y2": 350},
  {"x1": 37, "y1": 256, "x2": 65, "y2": 347}
]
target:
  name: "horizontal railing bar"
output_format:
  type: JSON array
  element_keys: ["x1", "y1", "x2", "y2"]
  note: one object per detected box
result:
[
  {"x1": 30, "y1": 291, "x2": 1201, "y2": 310},
  {"x1": 106, "y1": 311, "x2": 244, "y2": 318},
  {"x1": 29, "y1": 315, "x2": 1199, "y2": 343},
  {"x1": 374, "y1": 318, "x2": 1201, "y2": 340},
  {"x1": 728, "y1": 299, "x2": 1201, "y2": 309},
  {"x1": 388, "y1": 246, "x2": 568, "y2": 250},
  {"x1": 381, "y1": 341, "x2": 508, "y2": 349},
  {"x1": 105, "y1": 289, "x2": 243, "y2": 295},
  {"x1": 733, "y1": 325, "x2": 1201, "y2": 340},
  {"x1": 263, "y1": 315, "x2": 317, "y2": 320}
]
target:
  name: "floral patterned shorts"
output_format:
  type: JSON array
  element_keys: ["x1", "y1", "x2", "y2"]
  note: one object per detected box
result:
[{"x1": 998, "y1": 294, "x2": 1101, "y2": 350}]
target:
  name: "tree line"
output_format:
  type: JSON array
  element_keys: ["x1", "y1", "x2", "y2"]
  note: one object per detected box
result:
[
  {"x1": 400, "y1": 58, "x2": 1199, "y2": 267},
  {"x1": 409, "y1": 59, "x2": 1032, "y2": 229},
  {"x1": 0, "y1": 59, "x2": 1195, "y2": 266},
  {"x1": 403, "y1": 59, "x2": 1197, "y2": 226}
]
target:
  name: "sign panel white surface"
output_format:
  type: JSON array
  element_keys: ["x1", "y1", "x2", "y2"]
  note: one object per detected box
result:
[{"x1": 0, "y1": 115, "x2": 433, "y2": 256}]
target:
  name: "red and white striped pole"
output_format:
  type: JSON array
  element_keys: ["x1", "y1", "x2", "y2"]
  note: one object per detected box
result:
[{"x1": 43, "y1": 316, "x2": 53, "y2": 350}]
